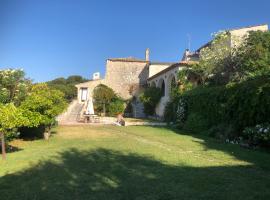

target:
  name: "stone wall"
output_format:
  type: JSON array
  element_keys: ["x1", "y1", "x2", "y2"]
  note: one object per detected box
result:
[
  {"x1": 230, "y1": 24, "x2": 268, "y2": 48},
  {"x1": 104, "y1": 60, "x2": 149, "y2": 99}
]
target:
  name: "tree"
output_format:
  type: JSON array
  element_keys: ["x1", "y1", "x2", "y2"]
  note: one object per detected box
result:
[
  {"x1": 233, "y1": 30, "x2": 270, "y2": 79},
  {"x1": 93, "y1": 84, "x2": 116, "y2": 114},
  {"x1": 20, "y1": 84, "x2": 67, "y2": 140},
  {"x1": 181, "y1": 30, "x2": 270, "y2": 87},
  {"x1": 0, "y1": 69, "x2": 31, "y2": 105},
  {"x1": 47, "y1": 75, "x2": 88, "y2": 101},
  {"x1": 186, "y1": 31, "x2": 234, "y2": 86},
  {"x1": 108, "y1": 100, "x2": 125, "y2": 116},
  {"x1": 0, "y1": 103, "x2": 26, "y2": 160},
  {"x1": 139, "y1": 87, "x2": 162, "y2": 116}
]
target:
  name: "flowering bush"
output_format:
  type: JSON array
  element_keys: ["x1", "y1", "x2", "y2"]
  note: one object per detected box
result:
[
  {"x1": 176, "y1": 98, "x2": 187, "y2": 123},
  {"x1": 243, "y1": 123, "x2": 270, "y2": 146}
]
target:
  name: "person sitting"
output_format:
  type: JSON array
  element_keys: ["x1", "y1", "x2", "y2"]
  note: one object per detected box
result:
[{"x1": 114, "y1": 114, "x2": 125, "y2": 126}]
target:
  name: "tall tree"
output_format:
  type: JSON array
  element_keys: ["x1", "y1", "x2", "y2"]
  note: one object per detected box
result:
[
  {"x1": 0, "y1": 103, "x2": 26, "y2": 160},
  {"x1": 93, "y1": 84, "x2": 116, "y2": 114},
  {"x1": 20, "y1": 84, "x2": 67, "y2": 139}
]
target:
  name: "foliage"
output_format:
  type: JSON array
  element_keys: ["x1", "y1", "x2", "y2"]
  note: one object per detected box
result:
[
  {"x1": 0, "y1": 103, "x2": 26, "y2": 136},
  {"x1": 93, "y1": 84, "x2": 117, "y2": 114},
  {"x1": 139, "y1": 87, "x2": 162, "y2": 116},
  {"x1": 177, "y1": 75, "x2": 270, "y2": 138},
  {"x1": 181, "y1": 86, "x2": 227, "y2": 130},
  {"x1": 20, "y1": 83, "x2": 67, "y2": 136},
  {"x1": 233, "y1": 31, "x2": 270, "y2": 79},
  {"x1": 176, "y1": 98, "x2": 187, "y2": 124},
  {"x1": 199, "y1": 31, "x2": 233, "y2": 84},
  {"x1": 47, "y1": 75, "x2": 88, "y2": 101},
  {"x1": 183, "y1": 113, "x2": 209, "y2": 133},
  {"x1": 181, "y1": 31, "x2": 233, "y2": 86},
  {"x1": 124, "y1": 100, "x2": 133, "y2": 116},
  {"x1": 0, "y1": 69, "x2": 31, "y2": 105},
  {"x1": 164, "y1": 100, "x2": 177, "y2": 123},
  {"x1": 182, "y1": 30, "x2": 270, "y2": 87},
  {"x1": 225, "y1": 75, "x2": 270, "y2": 131},
  {"x1": 243, "y1": 123, "x2": 270, "y2": 147},
  {"x1": 207, "y1": 124, "x2": 236, "y2": 141},
  {"x1": 108, "y1": 100, "x2": 125, "y2": 116}
]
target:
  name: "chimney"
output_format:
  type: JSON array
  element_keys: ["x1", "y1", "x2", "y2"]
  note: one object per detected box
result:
[
  {"x1": 145, "y1": 48, "x2": 150, "y2": 61},
  {"x1": 93, "y1": 72, "x2": 100, "y2": 80},
  {"x1": 182, "y1": 49, "x2": 190, "y2": 61}
]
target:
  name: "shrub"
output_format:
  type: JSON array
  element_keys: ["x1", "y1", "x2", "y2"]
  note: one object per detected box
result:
[
  {"x1": 93, "y1": 84, "x2": 117, "y2": 114},
  {"x1": 226, "y1": 75, "x2": 270, "y2": 131},
  {"x1": 207, "y1": 124, "x2": 236, "y2": 140},
  {"x1": 182, "y1": 85, "x2": 227, "y2": 129},
  {"x1": 108, "y1": 100, "x2": 125, "y2": 117},
  {"x1": 164, "y1": 100, "x2": 177, "y2": 123},
  {"x1": 180, "y1": 75, "x2": 270, "y2": 136},
  {"x1": 243, "y1": 123, "x2": 270, "y2": 147},
  {"x1": 183, "y1": 113, "x2": 209, "y2": 133},
  {"x1": 139, "y1": 87, "x2": 162, "y2": 116},
  {"x1": 124, "y1": 100, "x2": 133, "y2": 117}
]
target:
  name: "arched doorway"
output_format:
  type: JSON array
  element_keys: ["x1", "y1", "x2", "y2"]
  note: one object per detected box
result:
[{"x1": 158, "y1": 78, "x2": 165, "y2": 96}]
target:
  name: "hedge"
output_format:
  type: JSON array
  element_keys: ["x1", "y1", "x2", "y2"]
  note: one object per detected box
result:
[{"x1": 175, "y1": 75, "x2": 270, "y2": 133}]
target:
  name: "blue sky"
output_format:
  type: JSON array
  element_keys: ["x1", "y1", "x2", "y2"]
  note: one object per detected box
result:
[{"x1": 0, "y1": 0, "x2": 269, "y2": 82}]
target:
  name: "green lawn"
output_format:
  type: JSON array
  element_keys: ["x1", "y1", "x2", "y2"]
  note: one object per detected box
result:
[{"x1": 1, "y1": 125, "x2": 270, "y2": 200}]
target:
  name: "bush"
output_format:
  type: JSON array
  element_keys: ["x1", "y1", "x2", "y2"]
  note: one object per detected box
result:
[
  {"x1": 226, "y1": 75, "x2": 270, "y2": 131},
  {"x1": 207, "y1": 124, "x2": 236, "y2": 140},
  {"x1": 93, "y1": 84, "x2": 117, "y2": 115},
  {"x1": 180, "y1": 75, "x2": 270, "y2": 133},
  {"x1": 243, "y1": 123, "x2": 270, "y2": 147},
  {"x1": 124, "y1": 100, "x2": 133, "y2": 117},
  {"x1": 164, "y1": 100, "x2": 177, "y2": 123},
  {"x1": 139, "y1": 87, "x2": 162, "y2": 116},
  {"x1": 108, "y1": 100, "x2": 125, "y2": 117},
  {"x1": 183, "y1": 113, "x2": 209, "y2": 133}
]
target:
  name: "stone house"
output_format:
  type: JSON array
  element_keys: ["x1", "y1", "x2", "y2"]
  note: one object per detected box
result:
[
  {"x1": 75, "y1": 48, "x2": 175, "y2": 117},
  {"x1": 75, "y1": 24, "x2": 268, "y2": 118}
]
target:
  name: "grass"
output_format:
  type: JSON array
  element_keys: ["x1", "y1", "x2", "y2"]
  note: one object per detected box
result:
[{"x1": 1, "y1": 125, "x2": 270, "y2": 200}]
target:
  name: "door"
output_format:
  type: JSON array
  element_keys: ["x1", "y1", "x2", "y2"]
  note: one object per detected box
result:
[{"x1": 81, "y1": 88, "x2": 88, "y2": 102}]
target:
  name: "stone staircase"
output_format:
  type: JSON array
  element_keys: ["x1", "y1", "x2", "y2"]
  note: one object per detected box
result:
[
  {"x1": 132, "y1": 101, "x2": 146, "y2": 118},
  {"x1": 57, "y1": 100, "x2": 84, "y2": 125}
]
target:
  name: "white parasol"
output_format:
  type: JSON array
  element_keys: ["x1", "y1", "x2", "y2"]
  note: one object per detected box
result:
[{"x1": 86, "y1": 97, "x2": 95, "y2": 115}]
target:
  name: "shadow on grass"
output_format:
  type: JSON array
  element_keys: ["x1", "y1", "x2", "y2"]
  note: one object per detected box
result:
[
  {"x1": 1, "y1": 148, "x2": 270, "y2": 200},
  {"x1": 152, "y1": 126, "x2": 270, "y2": 170}
]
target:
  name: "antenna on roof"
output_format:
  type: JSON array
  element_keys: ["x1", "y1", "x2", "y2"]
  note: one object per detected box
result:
[{"x1": 187, "y1": 34, "x2": 191, "y2": 50}]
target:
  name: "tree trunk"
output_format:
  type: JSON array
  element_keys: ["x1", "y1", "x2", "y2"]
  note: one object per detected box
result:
[
  {"x1": 103, "y1": 103, "x2": 106, "y2": 116},
  {"x1": 43, "y1": 126, "x2": 51, "y2": 140},
  {"x1": 1, "y1": 132, "x2": 6, "y2": 160}
]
